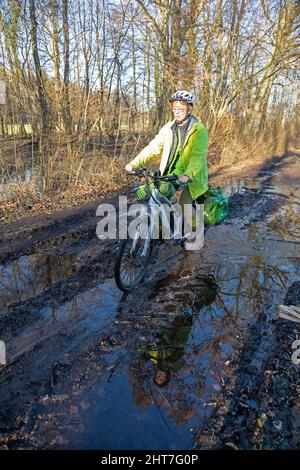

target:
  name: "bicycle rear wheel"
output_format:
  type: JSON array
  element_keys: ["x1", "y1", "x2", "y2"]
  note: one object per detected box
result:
[{"x1": 114, "y1": 228, "x2": 153, "y2": 291}]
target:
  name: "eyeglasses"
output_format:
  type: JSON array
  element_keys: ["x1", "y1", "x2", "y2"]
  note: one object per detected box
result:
[{"x1": 172, "y1": 107, "x2": 187, "y2": 113}]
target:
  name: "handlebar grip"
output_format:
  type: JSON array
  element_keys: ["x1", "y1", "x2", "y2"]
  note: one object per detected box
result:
[{"x1": 163, "y1": 176, "x2": 178, "y2": 182}]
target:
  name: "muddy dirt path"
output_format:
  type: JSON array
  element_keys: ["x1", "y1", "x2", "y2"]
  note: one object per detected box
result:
[{"x1": 0, "y1": 151, "x2": 299, "y2": 450}]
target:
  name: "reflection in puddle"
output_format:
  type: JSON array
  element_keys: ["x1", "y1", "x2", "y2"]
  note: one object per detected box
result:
[
  {"x1": 39, "y1": 278, "x2": 119, "y2": 327},
  {"x1": 0, "y1": 253, "x2": 78, "y2": 311},
  {"x1": 7, "y1": 278, "x2": 121, "y2": 362},
  {"x1": 56, "y1": 244, "x2": 299, "y2": 449},
  {"x1": 0, "y1": 166, "x2": 39, "y2": 193}
]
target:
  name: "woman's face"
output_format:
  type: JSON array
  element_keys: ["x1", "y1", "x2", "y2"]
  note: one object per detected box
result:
[
  {"x1": 155, "y1": 370, "x2": 167, "y2": 385},
  {"x1": 154, "y1": 369, "x2": 171, "y2": 387},
  {"x1": 172, "y1": 100, "x2": 191, "y2": 122}
]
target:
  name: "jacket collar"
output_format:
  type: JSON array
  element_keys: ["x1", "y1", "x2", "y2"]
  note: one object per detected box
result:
[
  {"x1": 186, "y1": 115, "x2": 199, "y2": 135},
  {"x1": 170, "y1": 115, "x2": 199, "y2": 132},
  {"x1": 169, "y1": 115, "x2": 201, "y2": 149}
]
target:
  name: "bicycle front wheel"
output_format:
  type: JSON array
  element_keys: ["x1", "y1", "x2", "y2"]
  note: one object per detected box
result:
[{"x1": 114, "y1": 228, "x2": 153, "y2": 292}]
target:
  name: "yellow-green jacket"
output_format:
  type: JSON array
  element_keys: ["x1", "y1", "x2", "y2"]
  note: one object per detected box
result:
[{"x1": 129, "y1": 116, "x2": 208, "y2": 199}]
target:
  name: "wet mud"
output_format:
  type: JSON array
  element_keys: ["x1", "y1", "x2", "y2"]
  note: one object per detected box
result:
[{"x1": 0, "y1": 151, "x2": 299, "y2": 450}]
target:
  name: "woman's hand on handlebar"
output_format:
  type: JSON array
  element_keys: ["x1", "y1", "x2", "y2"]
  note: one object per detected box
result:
[
  {"x1": 125, "y1": 163, "x2": 134, "y2": 172},
  {"x1": 178, "y1": 174, "x2": 192, "y2": 184}
]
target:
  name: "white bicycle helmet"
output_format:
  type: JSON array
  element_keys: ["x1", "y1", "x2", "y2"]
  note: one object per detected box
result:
[{"x1": 169, "y1": 90, "x2": 194, "y2": 106}]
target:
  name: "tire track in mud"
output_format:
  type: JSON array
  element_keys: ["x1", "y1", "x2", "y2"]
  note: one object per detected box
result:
[
  {"x1": 0, "y1": 152, "x2": 299, "y2": 449},
  {"x1": 0, "y1": 236, "x2": 119, "y2": 442},
  {"x1": 0, "y1": 189, "x2": 126, "y2": 264},
  {"x1": 0, "y1": 209, "x2": 98, "y2": 265},
  {"x1": 196, "y1": 282, "x2": 300, "y2": 450}
]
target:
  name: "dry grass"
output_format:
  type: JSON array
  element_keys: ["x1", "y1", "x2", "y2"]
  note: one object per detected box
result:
[
  {"x1": 0, "y1": 150, "x2": 128, "y2": 224},
  {"x1": 209, "y1": 120, "x2": 289, "y2": 168},
  {"x1": 0, "y1": 125, "x2": 293, "y2": 225}
]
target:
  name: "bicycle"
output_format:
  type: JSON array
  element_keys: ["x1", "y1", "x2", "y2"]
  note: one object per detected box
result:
[{"x1": 114, "y1": 168, "x2": 194, "y2": 292}]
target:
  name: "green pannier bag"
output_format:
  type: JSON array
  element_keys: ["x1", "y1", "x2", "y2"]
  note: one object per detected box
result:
[{"x1": 203, "y1": 185, "x2": 229, "y2": 225}]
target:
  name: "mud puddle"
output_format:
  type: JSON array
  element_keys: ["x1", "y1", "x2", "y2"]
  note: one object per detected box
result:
[
  {"x1": 20, "y1": 232, "x2": 299, "y2": 450},
  {"x1": 0, "y1": 152, "x2": 299, "y2": 449},
  {"x1": 0, "y1": 236, "x2": 113, "y2": 313},
  {"x1": 224, "y1": 175, "x2": 270, "y2": 196},
  {"x1": 0, "y1": 167, "x2": 38, "y2": 193},
  {"x1": 0, "y1": 253, "x2": 78, "y2": 311},
  {"x1": 5, "y1": 278, "x2": 122, "y2": 364},
  {"x1": 9, "y1": 244, "x2": 298, "y2": 448}
]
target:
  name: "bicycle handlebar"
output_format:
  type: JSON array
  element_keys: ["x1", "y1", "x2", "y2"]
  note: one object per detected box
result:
[{"x1": 127, "y1": 167, "x2": 192, "y2": 184}]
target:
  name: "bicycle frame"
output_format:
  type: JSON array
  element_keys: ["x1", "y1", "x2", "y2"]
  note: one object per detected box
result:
[
  {"x1": 130, "y1": 196, "x2": 183, "y2": 259},
  {"x1": 127, "y1": 167, "x2": 196, "y2": 256}
]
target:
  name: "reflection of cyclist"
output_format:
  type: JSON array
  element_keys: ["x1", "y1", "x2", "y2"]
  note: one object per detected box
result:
[
  {"x1": 192, "y1": 274, "x2": 218, "y2": 311},
  {"x1": 125, "y1": 90, "x2": 208, "y2": 235},
  {"x1": 142, "y1": 275, "x2": 218, "y2": 388},
  {"x1": 151, "y1": 315, "x2": 193, "y2": 388}
]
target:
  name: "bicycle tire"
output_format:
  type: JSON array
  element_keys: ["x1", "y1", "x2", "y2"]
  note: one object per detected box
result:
[{"x1": 114, "y1": 235, "x2": 153, "y2": 292}]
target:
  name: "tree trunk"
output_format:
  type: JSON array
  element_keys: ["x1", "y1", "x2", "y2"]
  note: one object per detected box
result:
[
  {"x1": 62, "y1": 0, "x2": 72, "y2": 137},
  {"x1": 29, "y1": 0, "x2": 50, "y2": 154}
]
